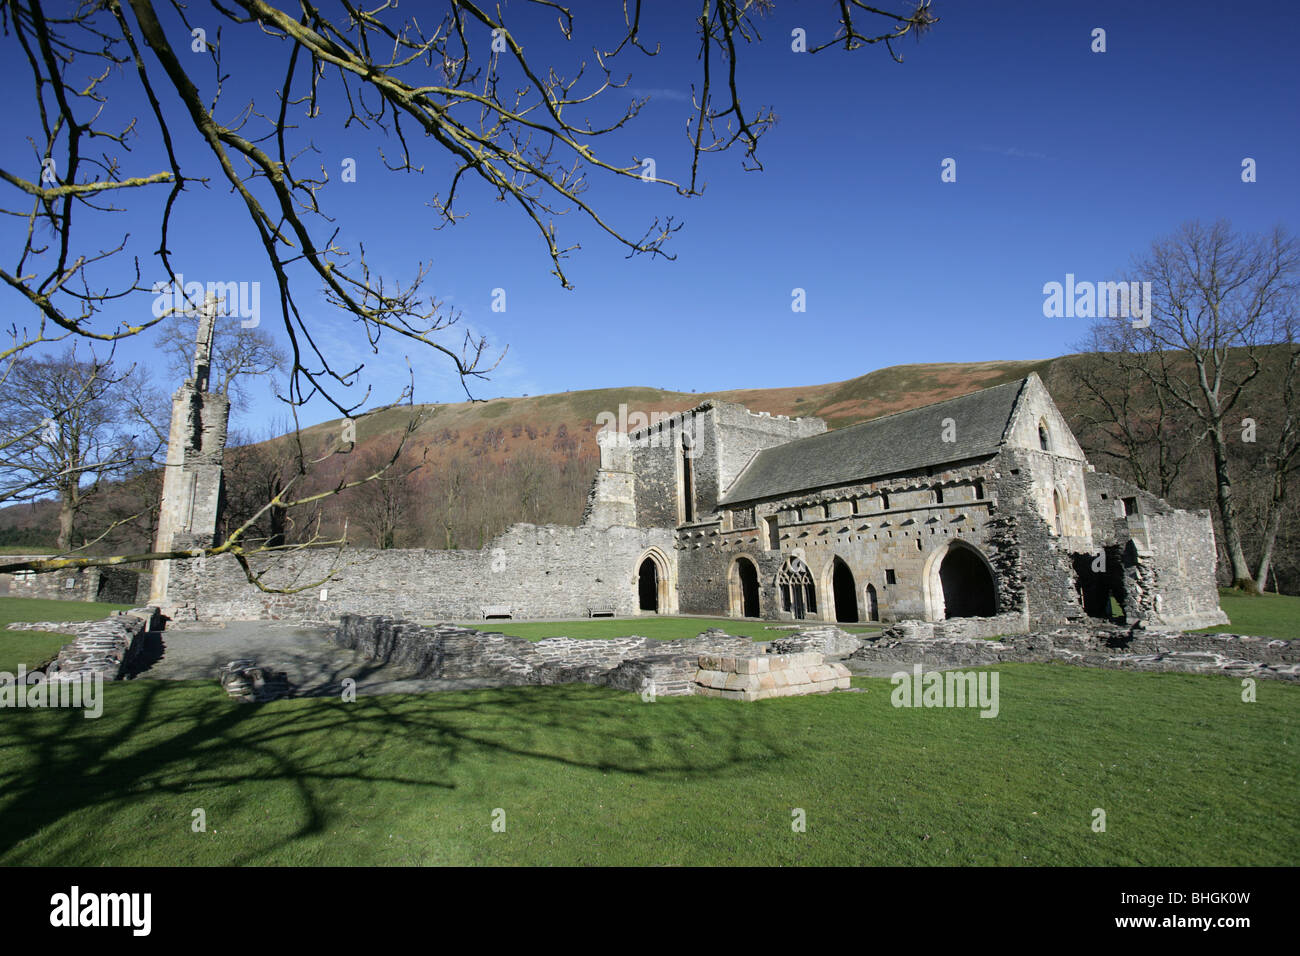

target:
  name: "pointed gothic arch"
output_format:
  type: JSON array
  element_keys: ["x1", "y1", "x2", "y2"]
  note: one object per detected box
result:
[
  {"x1": 633, "y1": 547, "x2": 675, "y2": 615},
  {"x1": 923, "y1": 540, "x2": 999, "y2": 621},
  {"x1": 776, "y1": 555, "x2": 817, "y2": 620},
  {"x1": 829, "y1": 556, "x2": 859, "y2": 623},
  {"x1": 728, "y1": 555, "x2": 761, "y2": 618}
]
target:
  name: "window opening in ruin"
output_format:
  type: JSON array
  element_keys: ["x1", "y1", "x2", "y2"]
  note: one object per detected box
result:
[
  {"x1": 1053, "y1": 490, "x2": 1064, "y2": 536},
  {"x1": 974, "y1": 480, "x2": 984, "y2": 500},
  {"x1": 831, "y1": 557, "x2": 859, "y2": 623},
  {"x1": 681, "y1": 433, "x2": 695, "y2": 523},
  {"x1": 865, "y1": 583, "x2": 880, "y2": 622},
  {"x1": 765, "y1": 516, "x2": 780, "y2": 550},
  {"x1": 935, "y1": 487, "x2": 944, "y2": 504},
  {"x1": 881, "y1": 491, "x2": 890, "y2": 509},
  {"x1": 777, "y1": 557, "x2": 816, "y2": 619},
  {"x1": 1123, "y1": 496, "x2": 1138, "y2": 516},
  {"x1": 1039, "y1": 420, "x2": 1051, "y2": 451},
  {"x1": 885, "y1": 568, "x2": 897, "y2": 585}
]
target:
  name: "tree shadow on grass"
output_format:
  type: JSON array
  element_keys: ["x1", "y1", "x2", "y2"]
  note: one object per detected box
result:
[{"x1": 0, "y1": 678, "x2": 800, "y2": 865}]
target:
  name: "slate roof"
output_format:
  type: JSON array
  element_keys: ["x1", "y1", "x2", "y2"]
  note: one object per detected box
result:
[{"x1": 718, "y1": 377, "x2": 1029, "y2": 505}]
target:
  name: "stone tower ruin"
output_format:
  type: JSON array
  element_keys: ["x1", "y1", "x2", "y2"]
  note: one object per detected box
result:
[{"x1": 148, "y1": 295, "x2": 230, "y2": 613}]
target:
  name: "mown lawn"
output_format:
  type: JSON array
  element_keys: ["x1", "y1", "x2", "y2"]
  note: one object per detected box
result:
[
  {"x1": 453, "y1": 615, "x2": 882, "y2": 642},
  {"x1": 1199, "y1": 589, "x2": 1300, "y2": 640},
  {"x1": 1, "y1": 664, "x2": 1294, "y2": 866},
  {"x1": 0, "y1": 597, "x2": 133, "y2": 672}
]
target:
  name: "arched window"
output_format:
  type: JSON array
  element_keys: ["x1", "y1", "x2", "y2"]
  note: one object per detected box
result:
[
  {"x1": 777, "y1": 556, "x2": 817, "y2": 620},
  {"x1": 1052, "y1": 489, "x2": 1064, "y2": 535},
  {"x1": 1038, "y1": 420, "x2": 1052, "y2": 452},
  {"x1": 680, "y1": 431, "x2": 695, "y2": 523}
]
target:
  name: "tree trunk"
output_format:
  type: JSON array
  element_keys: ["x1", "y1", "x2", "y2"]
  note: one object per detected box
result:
[
  {"x1": 57, "y1": 501, "x2": 75, "y2": 553},
  {"x1": 1208, "y1": 426, "x2": 1256, "y2": 591},
  {"x1": 1254, "y1": 467, "x2": 1287, "y2": 592}
]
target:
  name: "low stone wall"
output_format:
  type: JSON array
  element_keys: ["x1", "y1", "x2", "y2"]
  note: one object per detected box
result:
[
  {"x1": 850, "y1": 622, "x2": 1300, "y2": 682},
  {"x1": 335, "y1": 616, "x2": 768, "y2": 697},
  {"x1": 932, "y1": 611, "x2": 1030, "y2": 640},
  {"x1": 769, "y1": 625, "x2": 863, "y2": 658},
  {"x1": 31, "y1": 610, "x2": 158, "y2": 682}
]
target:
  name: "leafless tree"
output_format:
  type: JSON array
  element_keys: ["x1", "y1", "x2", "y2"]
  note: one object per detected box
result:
[
  {"x1": 0, "y1": 0, "x2": 937, "y2": 583},
  {"x1": 1085, "y1": 220, "x2": 1300, "y2": 592},
  {"x1": 0, "y1": 346, "x2": 151, "y2": 549}
]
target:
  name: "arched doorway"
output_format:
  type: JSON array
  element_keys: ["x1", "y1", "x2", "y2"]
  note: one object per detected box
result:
[
  {"x1": 777, "y1": 556, "x2": 816, "y2": 620},
  {"x1": 729, "y1": 557, "x2": 760, "y2": 618},
  {"x1": 864, "y1": 583, "x2": 879, "y2": 622},
  {"x1": 924, "y1": 541, "x2": 998, "y2": 620},
  {"x1": 639, "y1": 554, "x2": 660, "y2": 613},
  {"x1": 830, "y1": 557, "x2": 859, "y2": 623},
  {"x1": 638, "y1": 557, "x2": 659, "y2": 612},
  {"x1": 634, "y1": 548, "x2": 674, "y2": 615}
]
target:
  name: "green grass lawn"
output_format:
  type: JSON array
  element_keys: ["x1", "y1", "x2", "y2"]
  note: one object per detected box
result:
[
  {"x1": 0, "y1": 597, "x2": 132, "y2": 672},
  {"x1": 1, "y1": 664, "x2": 1294, "y2": 866},
  {"x1": 1198, "y1": 589, "x2": 1300, "y2": 640},
  {"x1": 452, "y1": 615, "x2": 882, "y2": 642}
]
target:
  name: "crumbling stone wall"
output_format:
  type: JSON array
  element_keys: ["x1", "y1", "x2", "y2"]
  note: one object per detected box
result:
[
  {"x1": 992, "y1": 448, "x2": 1085, "y2": 624},
  {"x1": 163, "y1": 523, "x2": 674, "y2": 622},
  {"x1": 14, "y1": 610, "x2": 158, "y2": 682},
  {"x1": 149, "y1": 379, "x2": 231, "y2": 607},
  {"x1": 1083, "y1": 471, "x2": 1227, "y2": 630}
]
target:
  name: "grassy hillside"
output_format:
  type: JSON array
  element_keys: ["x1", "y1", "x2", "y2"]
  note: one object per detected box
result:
[{"x1": 4, "y1": 351, "x2": 1294, "y2": 595}]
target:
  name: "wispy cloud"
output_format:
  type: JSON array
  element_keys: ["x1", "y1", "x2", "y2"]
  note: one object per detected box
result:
[
  {"x1": 628, "y1": 87, "x2": 690, "y2": 103},
  {"x1": 974, "y1": 144, "x2": 1050, "y2": 160}
]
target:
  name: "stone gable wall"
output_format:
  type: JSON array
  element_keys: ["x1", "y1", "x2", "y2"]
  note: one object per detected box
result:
[{"x1": 992, "y1": 448, "x2": 1085, "y2": 624}]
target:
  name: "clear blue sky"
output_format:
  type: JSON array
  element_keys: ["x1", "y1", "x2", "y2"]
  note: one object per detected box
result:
[{"x1": 4, "y1": 0, "x2": 1298, "y2": 435}]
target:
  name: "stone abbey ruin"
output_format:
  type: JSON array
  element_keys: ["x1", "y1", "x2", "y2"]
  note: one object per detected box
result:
[{"x1": 144, "y1": 314, "x2": 1227, "y2": 636}]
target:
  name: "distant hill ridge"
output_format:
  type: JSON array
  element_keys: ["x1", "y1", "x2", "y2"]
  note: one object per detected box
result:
[{"x1": 297, "y1": 357, "x2": 1060, "y2": 451}]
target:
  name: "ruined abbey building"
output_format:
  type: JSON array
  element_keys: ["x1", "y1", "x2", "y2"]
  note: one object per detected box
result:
[{"x1": 153, "y1": 368, "x2": 1226, "y2": 633}]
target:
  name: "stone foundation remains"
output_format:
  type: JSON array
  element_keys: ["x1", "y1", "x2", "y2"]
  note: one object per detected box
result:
[
  {"x1": 849, "y1": 622, "x2": 1300, "y2": 682},
  {"x1": 17, "y1": 609, "x2": 160, "y2": 683},
  {"x1": 694, "y1": 651, "x2": 851, "y2": 701}
]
